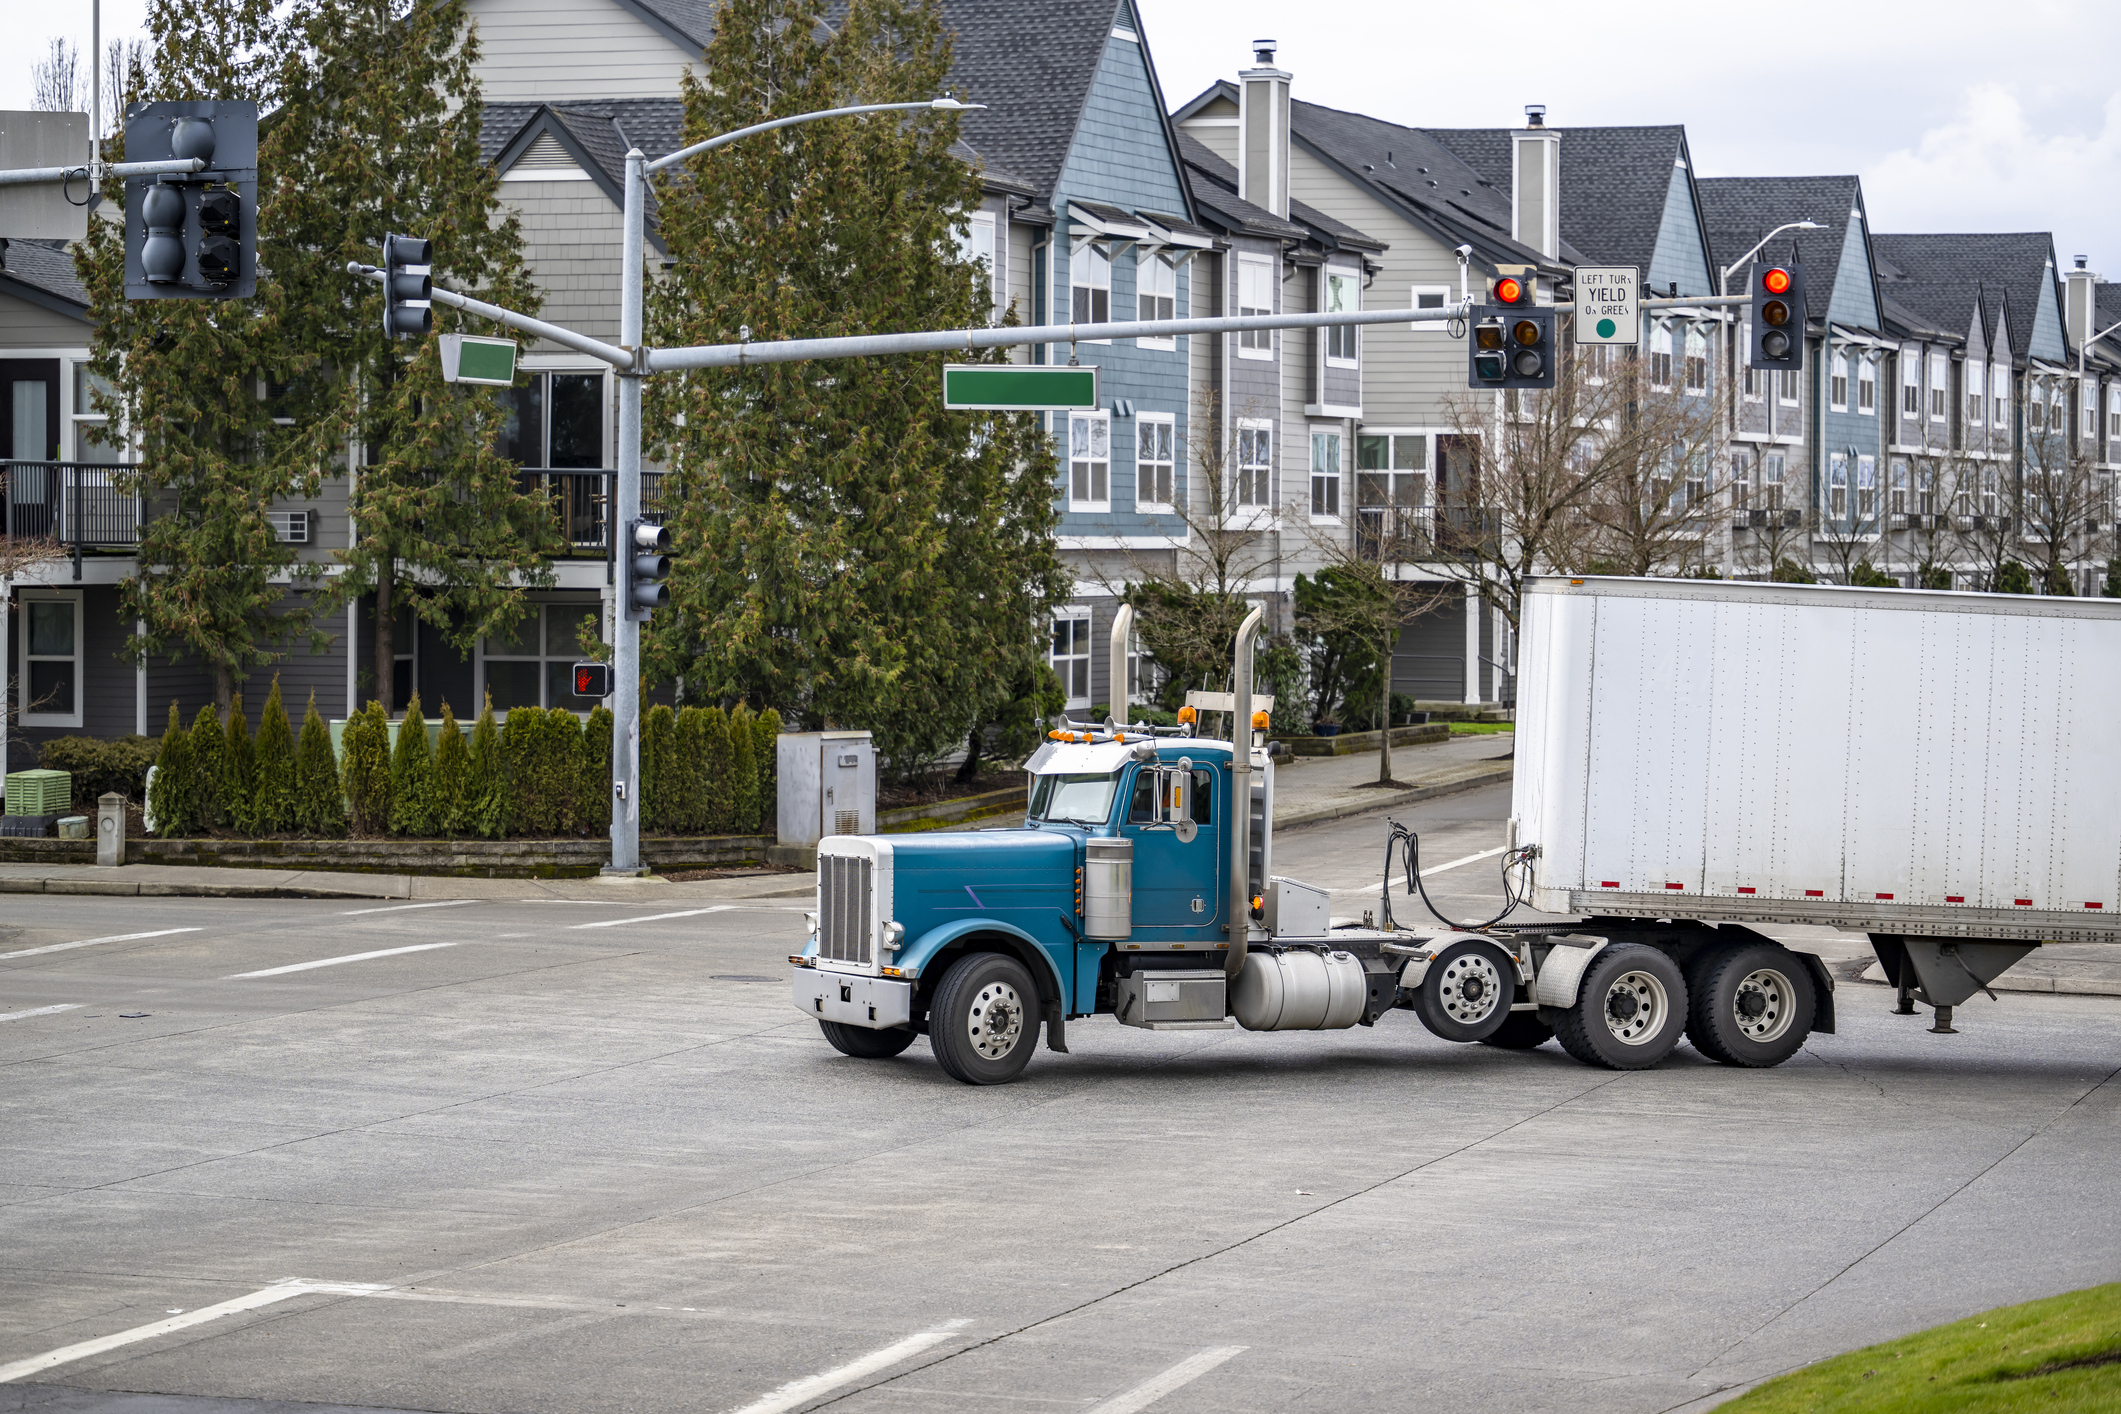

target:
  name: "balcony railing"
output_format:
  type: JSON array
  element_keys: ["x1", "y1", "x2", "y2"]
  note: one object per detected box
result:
[
  {"x1": 3, "y1": 462, "x2": 143, "y2": 577},
  {"x1": 514, "y1": 468, "x2": 667, "y2": 558}
]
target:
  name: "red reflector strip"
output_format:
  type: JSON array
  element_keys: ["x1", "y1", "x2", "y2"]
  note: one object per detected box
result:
[
  {"x1": 2014, "y1": 899, "x2": 2032, "y2": 906},
  {"x1": 1601, "y1": 881, "x2": 1619, "y2": 888},
  {"x1": 1946, "y1": 895, "x2": 1964, "y2": 903},
  {"x1": 1805, "y1": 889, "x2": 1824, "y2": 897},
  {"x1": 1875, "y1": 892, "x2": 1894, "y2": 900},
  {"x1": 1737, "y1": 886, "x2": 1756, "y2": 894},
  {"x1": 1665, "y1": 882, "x2": 1684, "y2": 890},
  {"x1": 2087, "y1": 902, "x2": 2105, "y2": 909}
]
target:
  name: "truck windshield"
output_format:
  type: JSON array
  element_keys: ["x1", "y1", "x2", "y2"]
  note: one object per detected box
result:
[{"x1": 1029, "y1": 772, "x2": 1120, "y2": 825}]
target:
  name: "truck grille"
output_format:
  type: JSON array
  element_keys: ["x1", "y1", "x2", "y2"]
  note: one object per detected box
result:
[{"x1": 819, "y1": 853, "x2": 874, "y2": 965}]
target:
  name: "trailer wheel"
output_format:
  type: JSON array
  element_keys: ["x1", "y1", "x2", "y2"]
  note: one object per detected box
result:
[
  {"x1": 1412, "y1": 939, "x2": 1517, "y2": 1042},
  {"x1": 1686, "y1": 943, "x2": 1815, "y2": 1067},
  {"x1": 1479, "y1": 1010, "x2": 1554, "y2": 1050},
  {"x1": 929, "y1": 952, "x2": 1041, "y2": 1086},
  {"x1": 1553, "y1": 944, "x2": 1688, "y2": 1070},
  {"x1": 818, "y1": 1020, "x2": 918, "y2": 1059}
]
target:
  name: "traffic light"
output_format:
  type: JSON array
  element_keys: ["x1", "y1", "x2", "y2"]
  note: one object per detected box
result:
[
  {"x1": 123, "y1": 100, "x2": 257, "y2": 300},
  {"x1": 570, "y1": 662, "x2": 613, "y2": 699},
  {"x1": 382, "y1": 233, "x2": 434, "y2": 341},
  {"x1": 1490, "y1": 271, "x2": 1535, "y2": 307},
  {"x1": 622, "y1": 520, "x2": 673, "y2": 622},
  {"x1": 1748, "y1": 261, "x2": 1807, "y2": 371},
  {"x1": 1467, "y1": 305, "x2": 1556, "y2": 389}
]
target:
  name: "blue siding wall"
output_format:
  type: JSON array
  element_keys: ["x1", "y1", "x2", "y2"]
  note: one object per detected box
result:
[
  {"x1": 1826, "y1": 213, "x2": 1881, "y2": 330},
  {"x1": 1646, "y1": 163, "x2": 1714, "y2": 298},
  {"x1": 2028, "y1": 268, "x2": 2068, "y2": 362}
]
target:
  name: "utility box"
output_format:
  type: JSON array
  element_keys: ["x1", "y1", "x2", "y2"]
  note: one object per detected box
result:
[
  {"x1": 777, "y1": 732, "x2": 877, "y2": 847},
  {"x1": 5, "y1": 769, "x2": 72, "y2": 816},
  {"x1": 1264, "y1": 876, "x2": 1331, "y2": 937}
]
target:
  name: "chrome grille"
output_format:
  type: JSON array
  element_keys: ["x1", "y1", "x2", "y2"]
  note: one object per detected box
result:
[{"x1": 819, "y1": 853, "x2": 874, "y2": 965}]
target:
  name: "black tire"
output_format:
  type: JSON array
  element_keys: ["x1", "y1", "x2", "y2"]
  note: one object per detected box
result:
[
  {"x1": 928, "y1": 952, "x2": 1042, "y2": 1086},
  {"x1": 1686, "y1": 942, "x2": 1815, "y2": 1067},
  {"x1": 1413, "y1": 938, "x2": 1517, "y2": 1043},
  {"x1": 1479, "y1": 1009, "x2": 1555, "y2": 1050},
  {"x1": 818, "y1": 1019, "x2": 917, "y2": 1059},
  {"x1": 1552, "y1": 943, "x2": 1688, "y2": 1070}
]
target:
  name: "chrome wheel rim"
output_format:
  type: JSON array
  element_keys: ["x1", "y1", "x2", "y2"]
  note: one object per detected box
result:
[
  {"x1": 1438, "y1": 952, "x2": 1506, "y2": 1027},
  {"x1": 967, "y1": 979, "x2": 1025, "y2": 1060},
  {"x1": 1602, "y1": 970, "x2": 1669, "y2": 1046},
  {"x1": 1732, "y1": 967, "x2": 1796, "y2": 1044}
]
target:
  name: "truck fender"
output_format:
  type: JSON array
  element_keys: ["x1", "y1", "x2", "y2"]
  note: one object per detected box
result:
[
  {"x1": 1394, "y1": 931, "x2": 1531, "y2": 990},
  {"x1": 1531, "y1": 937, "x2": 1608, "y2": 1009},
  {"x1": 1795, "y1": 951, "x2": 1836, "y2": 1035},
  {"x1": 900, "y1": 917, "x2": 1070, "y2": 1011}
]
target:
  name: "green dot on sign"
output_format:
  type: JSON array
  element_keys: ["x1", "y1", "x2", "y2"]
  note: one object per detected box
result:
[{"x1": 1596, "y1": 318, "x2": 1616, "y2": 339}]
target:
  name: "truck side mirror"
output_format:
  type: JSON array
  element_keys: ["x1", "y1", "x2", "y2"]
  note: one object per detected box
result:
[{"x1": 1164, "y1": 768, "x2": 1187, "y2": 824}]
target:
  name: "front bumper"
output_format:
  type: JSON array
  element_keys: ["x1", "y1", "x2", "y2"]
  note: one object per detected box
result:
[{"x1": 793, "y1": 967, "x2": 915, "y2": 1030}]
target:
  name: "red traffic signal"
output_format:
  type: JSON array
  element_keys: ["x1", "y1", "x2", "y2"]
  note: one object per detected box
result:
[
  {"x1": 1493, "y1": 275, "x2": 1527, "y2": 305},
  {"x1": 571, "y1": 662, "x2": 613, "y2": 698},
  {"x1": 1761, "y1": 267, "x2": 1792, "y2": 295}
]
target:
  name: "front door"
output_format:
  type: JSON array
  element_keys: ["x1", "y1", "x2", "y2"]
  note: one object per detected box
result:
[
  {"x1": 1, "y1": 360, "x2": 62, "y2": 538},
  {"x1": 1123, "y1": 763, "x2": 1220, "y2": 934}
]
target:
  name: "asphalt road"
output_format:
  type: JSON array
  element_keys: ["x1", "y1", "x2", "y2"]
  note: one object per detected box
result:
[{"x1": 2, "y1": 786, "x2": 2117, "y2": 1414}]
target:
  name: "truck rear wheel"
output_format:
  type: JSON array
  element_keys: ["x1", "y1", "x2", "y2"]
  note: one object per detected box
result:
[
  {"x1": 1686, "y1": 943, "x2": 1815, "y2": 1067},
  {"x1": 1412, "y1": 939, "x2": 1516, "y2": 1043},
  {"x1": 929, "y1": 952, "x2": 1041, "y2": 1086},
  {"x1": 818, "y1": 1020, "x2": 917, "y2": 1059},
  {"x1": 1553, "y1": 944, "x2": 1687, "y2": 1070}
]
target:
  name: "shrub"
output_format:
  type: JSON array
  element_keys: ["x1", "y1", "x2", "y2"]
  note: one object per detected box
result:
[
  {"x1": 252, "y1": 678, "x2": 296, "y2": 833},
  {"x1": 223, "y1": 691, "x2": 257, "y2": 833},
  {"x1": 640, "y1": 704, "x2": 677, "y2": 832},
  {"x1": 388, "y1": 691, "x2": 436, "y2": 836},
  {"x1": 672, "y1": 707, "x2": 708, "y2": 833},
  {"x1": 189, "y1": 704, "x2": 227, "y2": 830},
  {"x1": 431, "y1": 702, "x2": 467, "y2": 836},
  {"x1": 753, "y1": 707, "x2": 781, "y2": 834},
  {"x1": 295, "y1": 694, "x2": 344, "y2": 836},
  {"x1": 700, "y1": 706, "x2": 734, "y2": 834},
  {"x1": 342, "y1": 699, "x2": 393, "y2": 835},
  {"x1": 37, "y1": 734, "x2": 157, "y2": 803},
  {"x1": 146, "y1": 703, "x2": 199, "y2": 837},
  {"x1": 729, "y1": 702, "x2": 759, "y2": 834},
  {"x1": 507, "y1": 707, "x2": 579, "y2": 836},
  {"x1": 577, "y1": 704, "x2": 613, "y2": 835},
  {"x1": 463, "y1": 696, "x2": 507, "y2": 839}
]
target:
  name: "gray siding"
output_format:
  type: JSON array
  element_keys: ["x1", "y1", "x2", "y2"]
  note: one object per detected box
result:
[
  {"x1": 0, "y1": 297, "x2": 88, "y2": 348},
  {"x1": 1826, "y1": 215, "x2": 1881, "y2": 330},
  {"x1": 464, "y1": 0, "x2": 693, "y2": 101},
  {"x1": 496, "y1": 181, "x2": 627, "y2": 345},
  {"x1": 1645, "y1": 162, "x2": 1714, "y2": 298}
]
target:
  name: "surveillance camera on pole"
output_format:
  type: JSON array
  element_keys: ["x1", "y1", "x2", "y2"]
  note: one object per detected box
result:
[
  {"x1": 1748, "y1": 262, "x2": 1806, "y2": 371},
  {"x1": 382, "y1": 233, "x2": 434, "y2": 340},
  {"x1": 123, "y1": 100, "x2": 258, "y2": 300}
]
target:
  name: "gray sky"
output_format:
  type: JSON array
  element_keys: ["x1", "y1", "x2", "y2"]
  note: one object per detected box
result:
[{"x1": 12, "y1": 0, "x2": 2120, "y2": 275}]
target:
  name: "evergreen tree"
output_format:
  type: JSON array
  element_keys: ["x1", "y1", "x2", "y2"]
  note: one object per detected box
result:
[
  {"x1": 223, "y1": 692, "x2": 257, "y2": 832},
  {"x1": 148, "y1": 702, "x2": 198, "y2": 837},
  {"x1": 388, "y1": 690, "x2": 435, "y2": 835},
  {"x1": 252, "y1": 677, "x2": 296, "y2": 833},
  {"x1": 729, "y1": 703, "x2": 759, "y2": 834},
  {"x1": 342, "y1": 699, "x2": 393, "y2": 834},
  {"x1": 295, "y1": 693, "x2": 344, "y2": 835},
  {"x1": 672, "y1": 707, "x2": 707, "y2": 833},
  {"x1": 432, "y1": 701, "x2": 467, "y2": 836},
  {"x1": 643, "y1": 0, "x2": 1065, "y2": 769},
  {"x1": 640, "y1": 705, "x2": 677, "y2": 832},
  {"x1": 700, "y1": 706, "x2": 734, "y2": 834},
  {"x1": 752, "y1": 705, "x2": 781, "y2": 833},
  {"x1": 464, "y1": 696, "x2": 507, "y2": 839},
  {"x1": 189, "y1": 704, "x2": 228, "y2": 831},
  {"x1": 578, "y1": 704, "x2": 613, "y2": 835}
]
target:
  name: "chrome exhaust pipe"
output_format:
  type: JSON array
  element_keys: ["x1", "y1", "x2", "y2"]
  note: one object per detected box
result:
[
  {"x1": 1109, "y1": 602, "x2": 1133, "y2": 729},
  {"x1": 1227, "y1": 604, "x2": 1263, "y2": 977}
]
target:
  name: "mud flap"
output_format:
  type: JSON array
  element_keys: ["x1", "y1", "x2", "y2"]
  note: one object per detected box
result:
[{"x1": 1045, "y1": 1003, "x2": 1069, "y2": 1053}]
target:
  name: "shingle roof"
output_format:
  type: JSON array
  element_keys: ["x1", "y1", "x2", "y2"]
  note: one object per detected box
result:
[
  {"x1": 0, "y1": 237, "x2": 88, "y2": 314},
  {"x1": 1870, "y1": 232, "x2": 2060, "y2": 362},
  {"x1": 1696, "y1": 175, "x2": 1868, "y2": 322},
  {"x1": 1424, "y1": 125, "x2": 1695, "y2": 277},
  {"x1": 1175, "y1": 130, "x2": 1344, "y2": 246},
  {"x1": 941, "y1": 0, "x2": 1128, "y2": 208}
]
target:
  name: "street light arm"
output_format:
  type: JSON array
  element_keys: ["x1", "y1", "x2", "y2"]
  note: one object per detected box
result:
[
  {"x1": 1718, "y1": 220, "x2": 1823, "y2": 295},
  {"x1": 645, "y1": 98, "x2": 985, "y2": 175}
]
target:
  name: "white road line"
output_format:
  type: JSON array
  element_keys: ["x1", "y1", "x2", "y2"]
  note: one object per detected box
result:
[
  {"x1": 726, "y1": 1320, "x2": 973, "y2": 1414},
  {"x1": 0, "y1": 1278, "x2": 387, "y2": 1384},
  {"x1": 339, "y1": 900, "x2": 478, "y2": 917},
  {"x1": 229, "y1": 942, "x2": 457, "y2": 978},
  {"x1": 1424, "y1": 844, "x2": 1508, "y2": 876},
  {"x1": 0, "y1": 928, "x2": 203, "y2": 962},
  {"x1": 1084, "y1": 1347, "x2": 1248, "y2": 1414},
  {"x1": 570, "y1": 906, "x2": 738, "y2": 929},
  {"x1": 0, "y1": 1004, "x2": 83, "y2": 1023}
]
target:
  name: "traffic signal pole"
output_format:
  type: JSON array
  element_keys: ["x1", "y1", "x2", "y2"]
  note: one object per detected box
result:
[{"x1": 608, "y1": 148, "x2": 648, "y2": 874}]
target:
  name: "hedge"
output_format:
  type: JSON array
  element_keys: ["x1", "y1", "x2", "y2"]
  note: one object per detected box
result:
[{"x1": 37, "y1": 734, "x2": 157, "y2": 803}]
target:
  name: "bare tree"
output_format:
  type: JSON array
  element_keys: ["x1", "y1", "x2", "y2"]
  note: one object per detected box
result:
[
  {"x1": 2022, "y1": 434, "x2": 2113, "y2": 595},
  {"x1": 1897, "y1": 450, "x2": 1975, "y2": 589},
  {"x1": 31, "y1": 37, "x2": 82, "y2": 113},
  {"x1": 1809, "y1": 455, "x2": 1891, "y2": 586}
]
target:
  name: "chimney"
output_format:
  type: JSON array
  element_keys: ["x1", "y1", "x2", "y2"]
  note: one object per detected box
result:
[
  {"x1": 1238, "y1": 40, "x2": 1291, "y2": 220},
  {"x1": 2064, "y1": 255, "x2": 2099, "y2": 351},
  {"x1": 1511, "y1": 104, "x2": 1560, "y2": 260}
]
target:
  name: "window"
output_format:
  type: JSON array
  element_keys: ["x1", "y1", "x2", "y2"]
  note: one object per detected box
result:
[
  {"x1": 1649, "y1": 323, "x2": 1673, "y2": 387},
  {"x1": 1309, "y1": 430, "x2": 1342, "y2": 519},
  {"x1": 1917, "y1": 465, "x2": 1935, "y2": 516},
  {"x1": 1981, "y1": 466, "x2": 1998, "y2": 517},
  {"x1": 1930, "y1": 354, "x2": 1948, "y2": 420},
  {"x1": 1829, "y1": 453, "x2": 1848, "y2": 518},
  {"x1": 71, "y1": 363, "x2": 123, "y2": 464},
  {"x1": 1355, "y1": 433, "x2": 1429, "y2": 558},
  {"x1": 1889, "y1": 458, "x2": 1908, "y2": 514},
  {"x1": 1050, "y1": 610, "x2": 1092, "y2": 708},
  {"x1": 1858, "y1": 357, "x2": 1876, "y2": 413},
  {"x1": 1684, "y1": 327, "x2": 1708, "y2": 393},
  {"x1": 1136, "y1": 251, "x2": 1176, "y2": 348},
  {"x1": 1967, "y1": 363, "x2": 1984, "y2": 426},
  {"x1": 1741, "y1": 327, "x2": 1762, "y2": 399},
  {"x1": 2110, "y1": 386, "x2": 2121, "y2": 440},
  {"x1": 18, "y1": 590, "x2": 82, "y2": 727},
  {"x1": 502, "y1": 370, "x2": 606, "y2": 469},
  {"x1": 1857, "y1": 455, "x2": 1877, "y2": 518},
  {"x1": 1068, "y1": 410, "x2": 1110, "y2": 509},
  {"x1": 1070, "y1": 241, "x2": 1111, "y2": 329},
  {"x1": 1324, "y1": 269, "x2": 1359, "y2": 364},
  {"x1": 958, "y1": 210, "x2": 996, "y2": 317},
  {"x1": 1730, "y1": 449, "x2": 1753, "y2": 505},
  {"x1": 1582, "y1": 342, "x2": 1610, "y2": 384},
  {"x1": 2029, "y1": 383, "x2": 2045, "y2": 431},
  {"x1": 1831, "y1": 351, "x2": 1849, "y2": 411},
  {"x1": 1902, "y1": 353, "x2": 1922, "y2": 415},
  {"x1": 1762, "y1": 451, "x2": 1786, "y2": 511},
  {"x1": 1135, "y1": 413, "x2": 1174, "y2": 510},
  {"x1": 2085, "y1": 386, "x2": 2098, "y2": 439},
  {"x1": 1234, "y1": 420, "x2": 1272, "y2": 507},
  {"x1": 1778, "y1": 368, "x2": 1800, "y2": 406},
  {"x1": 481, "y1": 602, "x2": 605, "y2": 714},
  {"x1": 1993, "y1": 367, "x2": 2008, "y2": 429},
  {"x1": 1410, "y1": 285, "x2": 1450, "y2": 330},
  {"x1": 1238, "y1": 259, "x2": 1273, "y2": 358}
]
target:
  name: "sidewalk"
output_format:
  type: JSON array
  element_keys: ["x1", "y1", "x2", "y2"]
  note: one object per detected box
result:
[
  {"x1": 0, "y1": 862, "x2": 814, "y2": 904},
  {"x1": 1271, "y1": 732, "x2": 1516, "y2": 829}
]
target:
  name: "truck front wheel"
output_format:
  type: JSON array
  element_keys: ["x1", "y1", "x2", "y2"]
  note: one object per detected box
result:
[
  {"x1": 1412, "y1": 939, "x2": 1516, "y2": 1043},
  {"x1": 929, "y1": 953, "x2": 1042, "y2": 1085},
  {"x1": 818, "y1": 1020, "x2": 917, "y2": 1059},
  {"x1": 1686, "y1": 943, "x2": 1815, "y2": 1067},
  {"x1": 1553, "y1": 944, "x2": 1688, "y2": 1070}
]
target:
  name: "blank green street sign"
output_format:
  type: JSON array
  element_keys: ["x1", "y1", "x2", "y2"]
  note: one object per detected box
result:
[
  {"x1": 439, "y1": 333, "x2": 520, "y2": 387},
  {"x1": 942, "y1": 363, "x2": 1099, "y2": 411}
]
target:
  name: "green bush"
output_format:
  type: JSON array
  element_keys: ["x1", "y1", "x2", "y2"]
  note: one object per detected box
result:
[
  {"x1": 147, "y1": 703, "x2": 199, "y2": 837},
  {"x1": 506, "y1": 706, "x2": 579, "y2": 836},
  {"x1": 577, "y1": 704, "x2": 612, "y2": 835},
  {"x1": 431, "y1": 701, "x2": 467, "y2": 836},
  {"x1": 388, "y1": 691, "x2": 436, "y2": 836},
  {"x1": 640, "y1": 704, "x2": 677, "y2": 832},
  {"x1": 223, "y1": 691, "x2": 257, "y2": 833},
  {"x1": 672, "y1": 707, "x2": 708, "y2": 833},
  {"x1": 295, "y1": 694, "x2": 344, "y2": 836},
  {"x1": 37, "y1": 734, "x2": 157, "y2": 804},
  {"x1": 463, "y1": 697, "x2": 506, "y2": 839},
  {"x1": 753, "y1": 706, "x2": 781, "y2": 834},
  {"x1": 342, "y1": 699, "x2": 393, "y2": 835},
  {"x1": 700, "y1": 706, "x2": 734, "y2": 834},
  {"x1": 729, "y1": 702, "x2": 759, "y2": 834},
  {"x1": 189, "y1": 704, "x2": 227, "y2": 830},
  {"x1": 252, "y1": 678, "x2": 296, "y2": 833}
]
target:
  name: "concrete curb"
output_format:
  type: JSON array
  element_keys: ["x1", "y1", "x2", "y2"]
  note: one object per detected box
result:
[
  {"x1": 1273, "y1": 762, "x2": 1514, "y2": 832},
  {"x1": 1, "y1": 875, "x2": 408, "y2": 901}
]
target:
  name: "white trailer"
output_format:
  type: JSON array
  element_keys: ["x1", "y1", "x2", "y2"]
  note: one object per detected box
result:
[{"x1": 1506, "y1": 574, "x2": 2121, "y2": 1062}]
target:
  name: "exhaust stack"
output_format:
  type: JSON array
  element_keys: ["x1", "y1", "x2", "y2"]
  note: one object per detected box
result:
[
  {"x1": 1227, "y1": 604, "x2": 1263, "y2": 976},
  {"x1": 1109, "y1": 603, "x2": 1133, "y2": 728}
]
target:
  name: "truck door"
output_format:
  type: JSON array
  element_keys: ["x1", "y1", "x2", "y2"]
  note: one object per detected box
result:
[{"x1": 1123, "y1": 765, "x2": 1220, "y2": 931}]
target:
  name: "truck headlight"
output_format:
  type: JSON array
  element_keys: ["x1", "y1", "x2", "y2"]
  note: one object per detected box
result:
[
  {"x1": 803, "y1": 911, "x2": 818, "y2": 938},
  {"x1": 883, "y1": 921, "x2": 905, "y2": 951}
]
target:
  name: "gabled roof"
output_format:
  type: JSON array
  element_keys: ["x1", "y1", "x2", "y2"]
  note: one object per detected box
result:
[
  {"x1": 483, "y1": 100, "x2": 688, "y2": 247},
  {"x1": 1175, "y1": 130, "x2": 1386, "y2": 254},
  {"x1": 1870, "y1": 232, "x2": 2062, "y2": 363},
  {"x1": 1696, "y1": 174, "x2": 1870, "y2": 322},
  {"x1": 0, "y1": 237, "x2": 88, "y2": 321}
]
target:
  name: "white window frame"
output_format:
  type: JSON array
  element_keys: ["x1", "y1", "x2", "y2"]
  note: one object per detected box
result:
[
  {"x1": 2085, "y1": 384, "x2": 2098, "y2": 439},
  {"x1": 17, "y1": 587, "x2": 85, "y2": 729},
  {"x1": 1136, "y1": 250, "x2": 1177, "y2": 350},
  {"x1": 1237, "y1": 257, "x2": 1274, "y2": 360},
  {"x1": 1649, "y1": 322, "x2": 1674, "y2": 388},
  {"x1": 1993, "y1": 364, "x2": 2009, "y2": 430},
  {"x1": 1051, "y1": 607, "x2": 1093, "y2": 709},
  {"x1": 1309, "y1": 428, "x2": 1343, "y2": 522},
  {"x1": 1070, "y1": 241, "x2": 1112, "y2": 340},
  {"x1": 1889, "y1": 457, "x2": 1908, "y2": 515},
  {"x1": 70, "y1": 361, "x2": 127, "y2": 464},
  {"x1": 1829, "y1": 453, "x2": 1849, "y2": 518},
  {"x1": 475, "y1": 601, "x2": 602, "y2": 717},
  {"x1": 1929, "y1": 353, "x2": 1949, "y2": 421},
  {"x1": 1857, "y1": 355, "x2": 1876, "y2": 414},
  {"x1": 1762, "y1": 451, "x2": 1787, "y2": 510},
  {"x1": 1409, "y1": 284, "x2": 1452, "y2": 332},
  {"x1": 1234, "y1": 417, "x2": 1273, "y2": 509},
  {"x1": 1857, "y1": 454, "x2": 1877, "y2": 519},
  {"x1": 958, "y1": 209, "x2": 997, "y2": 320},
  {"x1": 1902, "y1": 351, "x2": 1922, "y2": 416},
  {"x1": 1740, "y1": 323, "x2": 1763, "y2": 400},
  {"x1": 1683, "y1": 326, "x2": 1708, "y2": 394},
  {"x1": 1068, "y1": 409, "x2": 1112, "y2": 511},
  {"x1": 1966, "y1": 362, "x2": 1984, "y2": 426},
  {"x1": 1324, "y1": 267, "x2": 1360, "y2": 366},
  {"x1": 1777, "y1": 368, "x2": 1800, "y2": 407},
  {"x1": 2108, "y1": 385, "x2": 2121, "y2": 441},
  {"x1": 1830, "y1": 350, "x2": 1849, "y2": 412},
  {"x1": 1134, "y1": 411, "x2": 1175, "y2": 512}
]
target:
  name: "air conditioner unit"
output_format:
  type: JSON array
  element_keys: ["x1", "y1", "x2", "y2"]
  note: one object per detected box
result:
[{"x1": 267, "y1": 510, "x2": 311, "y2": 544}]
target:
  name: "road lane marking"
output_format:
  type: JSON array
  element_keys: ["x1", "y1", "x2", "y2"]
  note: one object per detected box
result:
[
  {"x1": 339, "y1": 900, "x2": 478, "y2": 917},
  {"x1": 0, "y1": 928, "x2": 203, "y2": 962},
  {"x1": 727, "y1": 1319, "x2": 973, "y2": 1414},
  {"x1": 0, "y1": 1278, "x2": 387, "y2": 1384},
  {"x1": 570, "y1": 906, "x2": 739, "y2": 929},
  {"x1": 1424, "y1": 845, "x2": 1508, "y2": 876},
  {"x1": 1084, "y1": 1346, "x2": 1247, "y2": 1414},
  {"x1": 0, "y1": 1004, "x2": 83, "y2": 1023},
  {"x1": 229, "y1": 942, "x2": 457, "y2": 978}
]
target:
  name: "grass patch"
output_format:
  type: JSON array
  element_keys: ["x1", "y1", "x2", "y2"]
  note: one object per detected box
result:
[
  {"x1": 1718, "y1": 1282, "x2": 2121, "y2": 1413},
  {"x1": 1448, "y1": 721, "x2": 1515, "y2": 734}
]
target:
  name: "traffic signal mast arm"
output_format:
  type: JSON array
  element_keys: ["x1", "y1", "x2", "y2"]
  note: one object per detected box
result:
[
  {"x1": 349, "y1": 262, "x2": 632, "y2": 367},
  {"x1": 0, "y1": 156, "x2": 207, "y2": 187}
]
